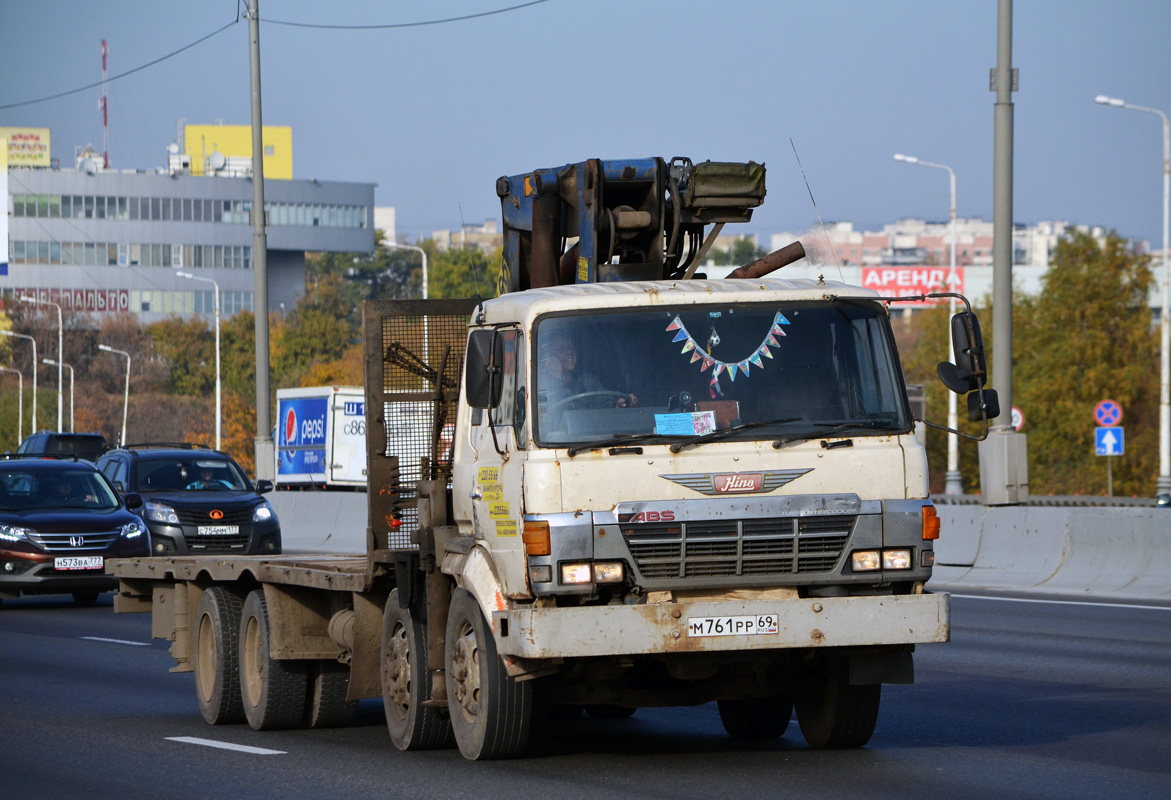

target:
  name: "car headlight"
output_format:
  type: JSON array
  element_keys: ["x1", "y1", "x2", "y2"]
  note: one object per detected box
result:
[
  {"x1": 144, "y1": 501, "x2": 180, "y2": 525},
  {"x1": 120, "y1": 518, "x2": 146, "y2": 539},
  {"x1": 252, "y1": 501, "x2": 275, "y2": 523},
  {"x1": 0, "y1": 523, "x2": 33, "y2": 542}
]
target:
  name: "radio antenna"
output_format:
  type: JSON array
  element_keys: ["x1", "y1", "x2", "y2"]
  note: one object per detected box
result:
[{"x1": 790, "y1": 138, "x2": 843, "y2": 281}]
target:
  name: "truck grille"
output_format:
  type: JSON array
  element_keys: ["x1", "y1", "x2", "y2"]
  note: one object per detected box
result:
[
  {"x1": 621, "y1": 514, "x2": 855, "y2": 580},
  {"x1": 27, "y1": 531, "x2": 120, "y2": 552}
]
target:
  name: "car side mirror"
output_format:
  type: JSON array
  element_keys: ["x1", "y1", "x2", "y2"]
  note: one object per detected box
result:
[
  {"x1": 255, "y1": 479, "x2": 274, "y2": 494},
  {"x1": 123, "y1": 492, "x2": 143, "y2": 510},
  {"x1": 465, "y1": 329, "x2": 504, "y2": 410}
]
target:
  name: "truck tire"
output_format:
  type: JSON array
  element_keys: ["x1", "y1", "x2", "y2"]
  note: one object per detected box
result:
[
  {"x1": 718, "y1": 695, "x2": 792, "y2": 739},
  {"x1": 445, "y1": 588, "x2": 531, "y2": 760},
  {"x1": 239, "y1": 588, "x2": 308, "y2": 731},
  {"x1": 795, "y1": 659, "x2": 881, "y2": 749},
  {"x1": 381, "y1": 589, "x2": 453, "y2": 750},
  {"x1": 305, "y1": 661, "x2": 358, "y2": 729},
  {"x1": 193, "y1": 586, "x2": 246, "y2": 725}
]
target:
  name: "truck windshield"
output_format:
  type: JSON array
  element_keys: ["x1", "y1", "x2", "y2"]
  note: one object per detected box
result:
[{"x1": 533, "y1": 300, "x2": 911, "y2": 449}]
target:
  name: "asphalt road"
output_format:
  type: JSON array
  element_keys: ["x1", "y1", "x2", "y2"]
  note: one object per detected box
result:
[{"x1": 1, "y1": 592, "x2": 1169, "y2": 800}]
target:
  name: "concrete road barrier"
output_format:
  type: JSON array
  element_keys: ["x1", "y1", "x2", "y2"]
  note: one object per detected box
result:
[{"x1": 269, "y1": 491, "x2": 367, "y2": 553}]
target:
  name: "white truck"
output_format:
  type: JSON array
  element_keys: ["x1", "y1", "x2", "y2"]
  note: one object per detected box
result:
[
  {"x1": 111, "y1": 157, "x2": 998, "y2": 760},
  {"x1": 274, "y1": 386, "x2": 367, "y2": 489}
]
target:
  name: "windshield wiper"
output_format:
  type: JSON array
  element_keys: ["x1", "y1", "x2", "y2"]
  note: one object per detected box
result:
[
  {"x1": 565, "y1": 432, "x2": 673, "y2": 457},
  {"x1": 669, "y1": 418, "x2": 801, "y2": 454},
  {"x1": 772, "y1": 419, "x2": 903, "y2": 449}
]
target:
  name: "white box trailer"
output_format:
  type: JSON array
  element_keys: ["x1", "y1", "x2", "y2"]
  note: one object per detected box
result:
[{"x1": 274, "y1": 386, "x2": 367, "y2": 489}]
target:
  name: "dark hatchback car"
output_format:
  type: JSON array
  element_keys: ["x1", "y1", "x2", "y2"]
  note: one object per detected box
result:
[
  {"x1": 17, "y1": 431, "x2": 110, "y2": 463},
  {"x1": 96, "y1": 445, "x2": 281, "y2": 556},
  {"x1": 0, "y1": 457, "x2": 149, "y2": 605}
]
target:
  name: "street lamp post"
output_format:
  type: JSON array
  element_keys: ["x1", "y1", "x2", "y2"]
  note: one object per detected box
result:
[
  {"x1": 176, "y1": 271, "x2": 222, "y2": 450},
  {"x1": 98, "y1": 344, "x2": 131, "y2": 446},
  {"x1": 43, "y1": 359, "x2": 74, "y2": 432},
  {"x1": 1095, "y1": 95, "x2": 1171, "y2": 493},
  {"x1": 385, "y1": 240, "x2": 431, "y2": 363},
  {"x1": 0, "y1": 330, "x2": 35, "y2": 435},
  {"x1": 0, "y1": 367, "x2": 22, "y2": 443},
  {"x1": 893, "y1": 153, "x2": 963, "y2": 495},
  {"x1": 19, "y1": 295, "x2": 63, "y2": 433}
]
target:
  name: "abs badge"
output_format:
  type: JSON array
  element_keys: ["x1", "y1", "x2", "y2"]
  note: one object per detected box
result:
[{"x1": 659, "y1": 469, "x2": 812, "y2": 496}]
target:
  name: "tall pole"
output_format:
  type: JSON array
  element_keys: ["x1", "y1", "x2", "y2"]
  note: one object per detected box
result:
[
  {"x1": 247, "y1": 0, "x2": 273, "y2": 479},
  {"x1": 1, "y1": 330, "x2": 35, "y2": 434},
  {"x1": 0, "y1": 368, "x2": 21, "y2": 443},
  {"x1": 893, "y1": 155, "x2": 962, "y2": 493},
  {"x1": 98, "y1": 345, "x2": 130, "y2": 446},
  {"x1": 20, "y1": 296, "x2": 62, "y2": 432},
  {"x1": 1095, "y1": 95, "x2": 1171, "y2": 493},
  {"x1": 177, "y1": 271, "x2": 222, "y2": 450},
  {"x1": 44, "y1": 359, "x2": 74, "y2": 432},
  {"x1": 385, "y1": 240, "x2": 430, "y2": 362}
]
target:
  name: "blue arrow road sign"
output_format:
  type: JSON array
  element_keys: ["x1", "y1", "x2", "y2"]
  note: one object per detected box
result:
[{"x1": 1095, "y1": 426, "x2": 1125, "y2": 456}]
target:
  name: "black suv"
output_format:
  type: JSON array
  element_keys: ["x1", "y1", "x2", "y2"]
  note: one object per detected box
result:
[
  {"x1": 96, "y1": 444, "x2": 281, "y2": 556},
  {"x1": 17, "y1": 431, "x2": 110, "y2": 463},
  {"x1": 0, "y1": 455, "x2": 149, "y2": 605}
]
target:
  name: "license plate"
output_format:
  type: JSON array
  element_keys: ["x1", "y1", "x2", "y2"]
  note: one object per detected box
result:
[
  {"x1": 687, "y1": 614, "x2": 778, "y2": 637},
  {"x1": 197, "y1": 525, "x2": 240, "y2": 536},
  {"x1": 55, "y1": 556, "x2": 104, "y2": 571}
]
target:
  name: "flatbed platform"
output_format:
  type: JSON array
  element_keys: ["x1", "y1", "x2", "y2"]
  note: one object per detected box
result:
[{"x1": 110, "y1": 554, "x2": 372, "y2": 593}]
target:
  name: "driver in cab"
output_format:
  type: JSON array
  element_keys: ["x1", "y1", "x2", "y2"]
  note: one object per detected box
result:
[{"x1": 541, "y1": 334, "x2": 637, "y2": 410}]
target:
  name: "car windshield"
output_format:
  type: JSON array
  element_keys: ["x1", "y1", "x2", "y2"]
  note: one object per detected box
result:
[
  {"x1": 136, "y1": 457, "x2": 249, "y2": 492},
  {"x1": 531, "y1": 300, "x2": 911, "y2": 448},
  {"x1": 0, "y1": 467, "x2": 121, "y2": 511}
]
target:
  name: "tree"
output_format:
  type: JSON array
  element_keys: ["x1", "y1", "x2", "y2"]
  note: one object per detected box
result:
[
  {"x1": 708, "y1": 236, "x2": 768, "y2": 267},
  {"x1": 429, "y1": 246, "x2": 499, "y2": 299}
]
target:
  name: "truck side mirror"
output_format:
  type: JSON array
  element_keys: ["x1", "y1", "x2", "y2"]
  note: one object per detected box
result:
[
  {"x1": 937, "y1": 311, "x2": 988, "y2": 395},
  {"x1": 465, "y1": 329, "x2": 504, "y2": 410}
]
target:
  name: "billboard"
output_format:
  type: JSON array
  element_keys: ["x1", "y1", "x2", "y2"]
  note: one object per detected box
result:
[
  {"x1": 184, "y1": 124, "x2": 292, "y2": 179},
  {"x1": 10, "y1": 288, "x2": 130, "y2": 312},
  {"x1": 0, "y1": 127, "x2": 50, "y2": 167},
  {"x1": 276, "y1": 395, "x2": 328, "y2": 477},
  {"x1": 860, "y1": 266, "x2": 964, "y2": 306}
]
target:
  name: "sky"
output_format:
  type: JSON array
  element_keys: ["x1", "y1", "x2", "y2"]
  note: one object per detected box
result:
[{"x1": 3, "y1": 0, "x2": 1171, "y2": 249}]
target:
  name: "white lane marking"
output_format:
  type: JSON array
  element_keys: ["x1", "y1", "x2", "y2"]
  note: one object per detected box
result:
[
  {"x1": 166, "y1": 736, "x2": 287, "y2": 755},
  {"x1": 81, "y1": 636, "x2": 151, "y2": 646},
  {"x1": 949, "y1": 593, "x2": 1171, "y2": 611}
]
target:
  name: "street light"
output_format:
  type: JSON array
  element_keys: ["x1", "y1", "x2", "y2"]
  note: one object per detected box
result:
[
  {"x1": 19, "y1": 295, "x2": 63, "y2": 433},
  {"x1": 0, "y1": 367, "x2": 22, "y2": 444},
  {"x1": 43, "y1": 358, "x2": 74, "y2": 433},
  {"x1": 0, "y1": 330, "x2": 35, "y2": 434},
  {"x1": 176, "y1": 270, "x2": 221, "y2": 450},
  {"x1": 98, "y1": 344, "x2": 131, "y2": 446},
  {"x1": 893, "y1": 153, "x2": 963, "y2": 495},
  {"x1": 1095, "y1": 94, "x2": 1171, "y2": 493}
]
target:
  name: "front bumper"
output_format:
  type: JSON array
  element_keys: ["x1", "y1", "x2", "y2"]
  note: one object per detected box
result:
[
  {"x1": 493, "y1": 592, "x2": 949, "y2": 659},
  {"x1": 0, "y1": 550, "x2": 119, "y2": 596}
]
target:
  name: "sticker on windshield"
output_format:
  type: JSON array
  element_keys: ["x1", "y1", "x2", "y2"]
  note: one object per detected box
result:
[{"x1": 655, "y1": 411, "x2": 716, "y2": 436}]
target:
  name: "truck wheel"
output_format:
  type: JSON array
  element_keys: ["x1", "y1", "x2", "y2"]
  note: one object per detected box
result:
[
  {"x1": 193, "y1": 586, "x2": 246, "y2": 725},
  {"x1": 718, "y1": 695, "x2": 792, "y2": 738},
  {"x1": 239, "y1": 588, "x2": 308, "y2": 730},
  {"x1": 305, "y1": 661, "x2": 358, "y2": 729},
  {"x1": 445, "y1": 588, "x2": 531, "y2": 760},
  {"x1": 381, "y1": 589, "x2": 453, "y2": 750},
  {"x1": 795, "y1": 659, "x2": 881, "y2": 748}
]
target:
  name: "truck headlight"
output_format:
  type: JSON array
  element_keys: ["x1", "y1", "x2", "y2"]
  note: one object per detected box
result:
[
  {"x1": 252, "y1": 501, "x2": 274, "y2": 523},
  {"x1": 593, "y1": 562, "x2": 625, "y2": 583},
  {"x1": 851, "y1": 550, "x2": 881, "y2": 571},
  {"x1": 144, "y1": 501, "x2": 180, "y2": 525},
  {"x1": 0, "y1": 523, "x2": 32, "y2": 542},
  {"x1": 120, "y1": 519, "x2": 146, "y2": 538},
  {"x1": 561, "y1": 563, "x2": 593, "y2": 584},
  {"x1": 883, "y1": 549, "x2": 912, "y2": 570}
]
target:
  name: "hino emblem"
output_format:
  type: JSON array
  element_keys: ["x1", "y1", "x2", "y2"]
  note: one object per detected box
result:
[{"x1": 659, "y1": 469, "x2": 813, "y2": 495}]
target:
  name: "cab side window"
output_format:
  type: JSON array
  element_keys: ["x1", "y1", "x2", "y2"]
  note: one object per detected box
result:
[{"x1": 488, "y1": 329, "x2": 526, "y2": 443}]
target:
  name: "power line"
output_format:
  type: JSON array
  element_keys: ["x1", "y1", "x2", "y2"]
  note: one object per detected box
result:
[
  {"x1": 262, "y1": 0, "x2": 551, "y2": 30},
  {"x1": 0, "y1": 18, "x2": 240, "y2": 112}
]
